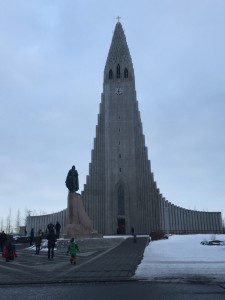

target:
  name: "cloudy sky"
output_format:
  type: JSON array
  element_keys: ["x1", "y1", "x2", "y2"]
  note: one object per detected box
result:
[{"x1": 0, "y1": 0, "x2": 225, "y2": 229}]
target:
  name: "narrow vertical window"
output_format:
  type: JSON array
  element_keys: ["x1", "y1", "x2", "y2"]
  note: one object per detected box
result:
[
  {"x1": 117, "y1": 64, "x2": 120, "y2": 78},
  {"x1": 124, "y1": 68, "x2": 128, "y2": 78},
  {"x1": 109, "y1": 69, "x2": 113, "y2": 79},
  {"x1": 118, "y1": 184, "x2": 125, "y2": 215}
]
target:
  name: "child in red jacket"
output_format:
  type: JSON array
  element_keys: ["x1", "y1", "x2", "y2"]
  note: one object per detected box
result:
[{"x1": 2, "y1": 241, "x2": 17, "y2": 262}]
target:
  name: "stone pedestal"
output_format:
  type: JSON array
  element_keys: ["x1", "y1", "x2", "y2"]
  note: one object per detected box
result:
[{"x1": 64, "y1": 192, "x2": 97, "y2": 238}]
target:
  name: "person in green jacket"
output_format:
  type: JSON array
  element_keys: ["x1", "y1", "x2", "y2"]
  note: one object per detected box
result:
[{"x1": 67, "y1": 238, "x2": 79, "y2": 265}]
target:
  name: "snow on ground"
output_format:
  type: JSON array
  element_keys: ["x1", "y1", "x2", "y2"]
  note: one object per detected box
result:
[{"x1": 134, "y1": 234, "x2": 225, "y2": 282}]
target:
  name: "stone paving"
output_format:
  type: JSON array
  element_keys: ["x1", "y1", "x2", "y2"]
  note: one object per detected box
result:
[{"x1": 0, "y1": 237, "x2": 149, "y2": 285}]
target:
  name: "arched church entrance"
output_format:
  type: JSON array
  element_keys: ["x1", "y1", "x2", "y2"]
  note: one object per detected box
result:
[{"x1": 117, "y1": 218, "x2": 125, "y2": 234}]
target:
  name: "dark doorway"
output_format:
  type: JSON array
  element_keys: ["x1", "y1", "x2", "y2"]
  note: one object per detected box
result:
[
  {"x1": 118, "y1": 184, "x2": 125, "y2": 215},
  {"x1": 117, "y1": 218, "x2": 126, "y2": 234}
]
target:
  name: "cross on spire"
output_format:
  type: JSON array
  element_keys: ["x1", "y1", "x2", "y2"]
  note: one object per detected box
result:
[{"x1": 116, "y1": 16, "x2": 121, "y2": 23}]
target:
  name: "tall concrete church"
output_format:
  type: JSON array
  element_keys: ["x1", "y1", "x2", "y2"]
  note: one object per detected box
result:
[
  {"x1": 81, "y1": 21, "x2": 222, "y2": 235},
  {"x1": 26, "y1": 21, "x2": 222, "y2": 236}
]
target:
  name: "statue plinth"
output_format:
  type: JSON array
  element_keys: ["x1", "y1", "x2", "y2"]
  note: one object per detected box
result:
[{"x1": 65, "y1": 192, "x2": 97, "y2": 238}]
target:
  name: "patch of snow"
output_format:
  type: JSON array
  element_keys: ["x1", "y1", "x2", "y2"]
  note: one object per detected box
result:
[{"x1": 134, "y1": 234, "x2": 225, "y2": 282}]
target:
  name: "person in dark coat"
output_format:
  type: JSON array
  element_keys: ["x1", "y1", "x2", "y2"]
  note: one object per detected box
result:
[
  {"x1": 30, "y1": 228, "x2": 34, "y2": 246},
  {"x1": 55, "y1": 221, "x2": 61, "y2": 239},
  {"x1": 35, "y1": 230, "x2": 43, "y2": 255},
  {"x1": 0, "y1": 231, "x2": 7, "y2": 252},
  {"x1": 47, "y1": 222, "x2": 54, "y2": 233},
  {"x1": 46, "y1": 229, "x2": 57, "y2": 260}
]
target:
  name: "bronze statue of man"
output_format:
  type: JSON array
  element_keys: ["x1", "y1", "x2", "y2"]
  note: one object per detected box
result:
[{"x1": 65, "y1": 165, "x2": 79, "y2": 192}]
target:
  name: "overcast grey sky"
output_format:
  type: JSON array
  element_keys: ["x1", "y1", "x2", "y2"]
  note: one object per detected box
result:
[{"x1": 0, "y1": 0, "x2": 225, "y2": 228}]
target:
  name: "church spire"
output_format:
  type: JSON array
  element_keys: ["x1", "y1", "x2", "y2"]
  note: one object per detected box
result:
[{"x1": 104, "y1": 21, "x2": 135, "y2": 84}]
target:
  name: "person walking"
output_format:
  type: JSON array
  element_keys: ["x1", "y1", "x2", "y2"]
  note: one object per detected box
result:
[
  {"x1": 67, "y1": 238, "x2": 79, "y2": 265},
  {"x1": 0, "y1": 232, "x2": 2, "y2": 252},
  {"x1": 30, "y1": 228, "x2": 34, "y2": 246},
  {"x1": 131, "y1": 227, "x2": 137, "y2": 243},
  {"x1": 55, "y1": 221, "x2": 61, "y2": 239},
  {"x1": 35, "y1": 230, "x2": 43, "y2": 255},
  {"x1": 0, "y1": 231, "x2": 7, "y2": 252},
  {"x1": 46, "y1": 229, "x2": 57, "y2": 260}
]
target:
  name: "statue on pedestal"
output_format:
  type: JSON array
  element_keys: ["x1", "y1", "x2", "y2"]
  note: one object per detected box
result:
[
  {"x1": 64, "y1": 165, "x2": 97, "y2": 237},
  {"x1": 65, "y1": 165, "x2": 79, "y2": 192}
]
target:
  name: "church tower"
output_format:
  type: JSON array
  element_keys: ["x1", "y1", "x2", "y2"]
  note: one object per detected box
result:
[
  {"x1": 82, "y1": 20, "x2": 223, "y2": 235},
  {"x1": 82, "y1": 20, "x2": 161, "y2": 234}
]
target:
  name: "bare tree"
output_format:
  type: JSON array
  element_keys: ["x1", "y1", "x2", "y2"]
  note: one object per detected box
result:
[
  {"x1": 0, "y1": 218, "x2": 4, "y2": 231},
  {"x1": 6, "y1": 208, "x2": 12, "y2": 234},
  {"x1": 38, "y1": 209, "x2": 48, "y2": 216},
  {"x1": 32, "y1": 209, "x2": 38, "y2": 216},
  {"x1": 23, "y1": 208, "x2": 31, "y2": 226},
  {"x1": 15, "y1": 209, "x2": 22, "y2": 233}
]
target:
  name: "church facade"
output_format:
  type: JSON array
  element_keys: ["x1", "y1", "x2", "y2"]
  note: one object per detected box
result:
[
  {"x1": 81, "y1": 21, "x2": 222, "y2": 235},
  {"x1": 26, "y1": 21, "x2": 222, "y2": 236}
]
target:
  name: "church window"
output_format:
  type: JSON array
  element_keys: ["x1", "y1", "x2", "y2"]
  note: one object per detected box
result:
[
  {"x1": 109, "y1": 69, "x2": 113, "y2": 79},
  {"x1": 124, "y1": 68, "x2": 128, "y2": 78},
  {"x1": 117, "y1": 64, "x2": 121, "y2": 78},
  {"x1": 118, "y1": 184, "x2": 125, "y2": 215}
]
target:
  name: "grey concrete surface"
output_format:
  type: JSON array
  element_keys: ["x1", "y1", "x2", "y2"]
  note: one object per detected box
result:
[
  {"x1": 0, "y1": 237, "x2": 148, "y2": 285},
  {"x1": 0, "y1": 282, "x2": 225, "y2": 300}
]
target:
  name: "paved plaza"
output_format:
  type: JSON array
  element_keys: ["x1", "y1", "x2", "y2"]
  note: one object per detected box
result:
[{"x1": 0, "y1": 237, "x2": 148, "y2": 285}]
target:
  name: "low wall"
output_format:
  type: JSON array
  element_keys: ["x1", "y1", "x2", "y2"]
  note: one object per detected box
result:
[{"x1": 26, "y1": 209, "x2": 67, "y2": 236}]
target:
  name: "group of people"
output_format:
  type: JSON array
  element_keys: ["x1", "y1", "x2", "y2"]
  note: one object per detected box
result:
[
  {"x1": 29, "y1": 221, "x2": 61, "y2": 247},
  {"x1": 0, "y1": 231, "x2": 17, "y2": 262},
  {"x1": 1, "y1": 221, "x2": 79, "y2": 265},
  {"x1": 29, "y1": 221, "x2": 79, "y2": 264},
  {"x1": 46, "y1": 221, "x2": 61, "y2": 239},
  {"x1": 29, "y1": 222, "x2": 60, "y2": 259}
]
